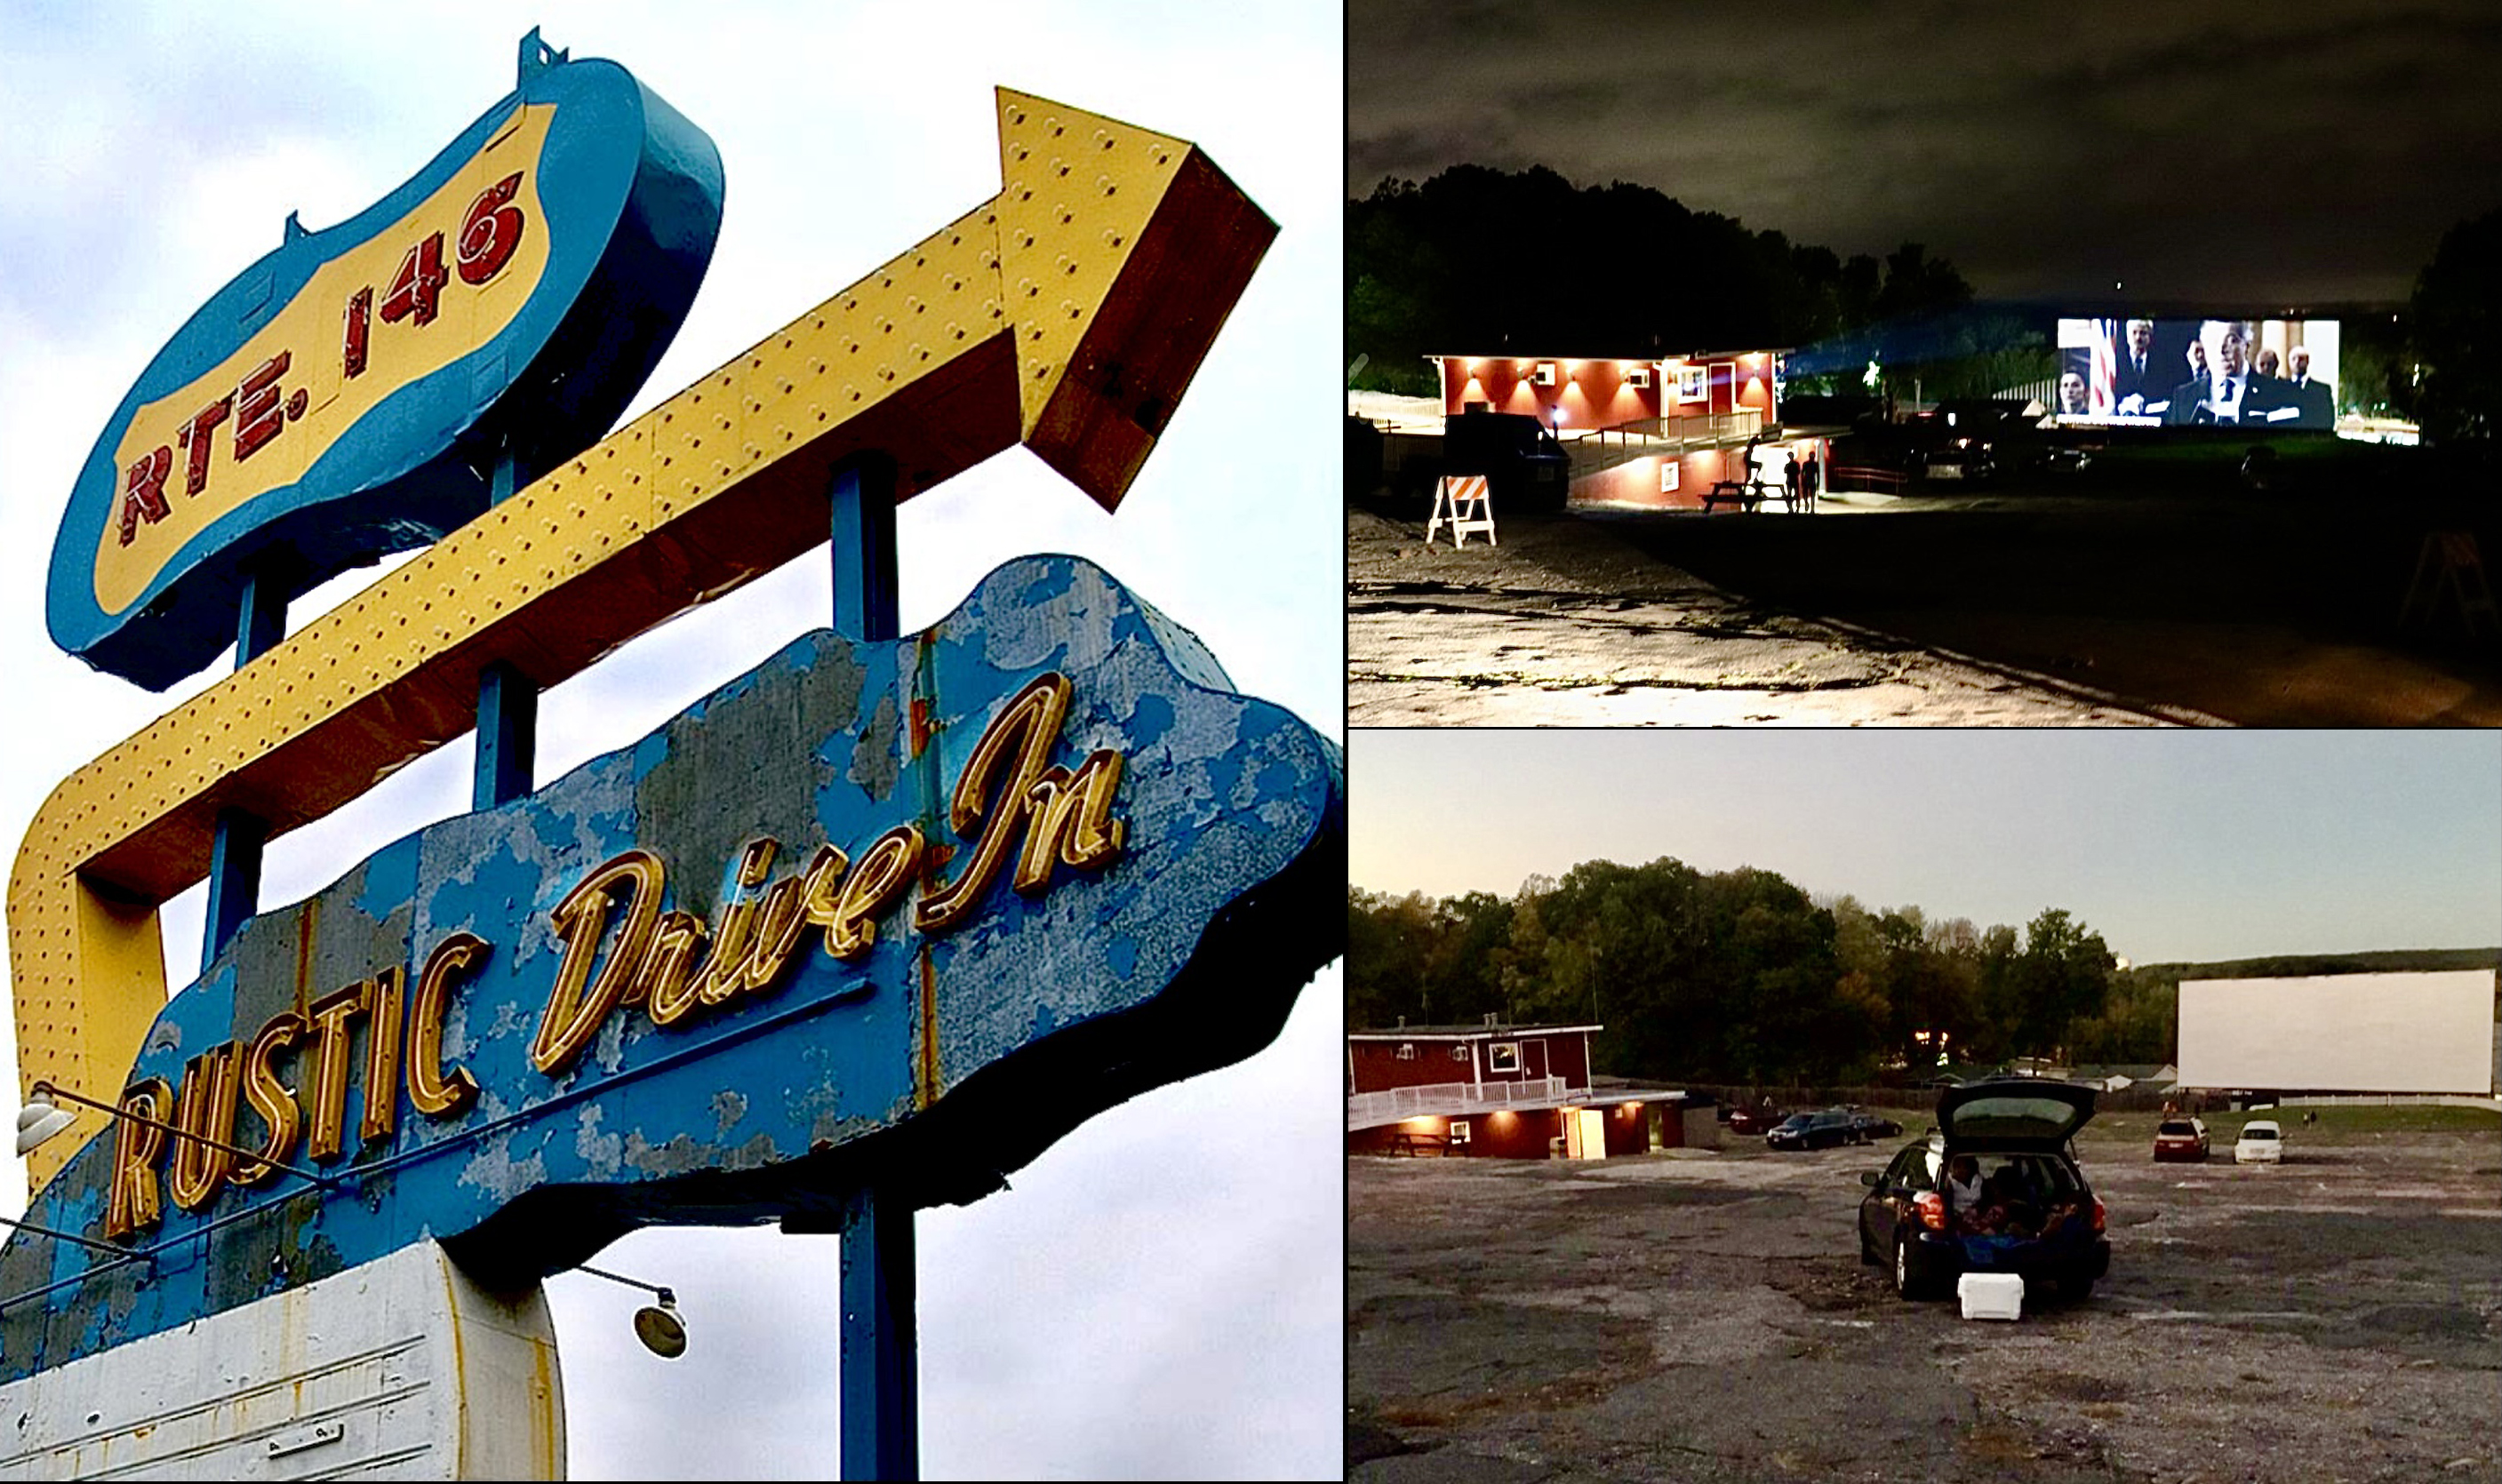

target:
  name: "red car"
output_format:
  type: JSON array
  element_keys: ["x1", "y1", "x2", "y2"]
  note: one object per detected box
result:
[{"x1": 2152, "y1": 1117, "x2": 2210, "y2": 1162}]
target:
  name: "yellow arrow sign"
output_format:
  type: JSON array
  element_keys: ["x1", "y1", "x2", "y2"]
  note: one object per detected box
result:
[{"x1": 6, "y1": 87, "x2": 1275, "y2": 1190}]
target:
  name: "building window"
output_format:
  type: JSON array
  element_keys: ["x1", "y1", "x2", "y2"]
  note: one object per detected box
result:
[
  {"x1": 1489, "y1": 1042, "x2": 1522, "y2": 1073},
  {"x1": 1395, "y1": 1042, "x2": 1416, "y2": 1060},
  {"x1": 1675, "y1": 365, "x2": 1707, "y2": 403},
  {"x1": 1451, "y1": 1044, "x2": 1470, "y2": 1061},
  {"x1": 1660, "y1": 460, "x2": 1680, "y2": 494},
  {"x1": 1449, "y1": 1120, "x2": 1472, "y2": 1145}
]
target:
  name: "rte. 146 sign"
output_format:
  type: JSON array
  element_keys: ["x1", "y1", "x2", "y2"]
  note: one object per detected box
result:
[
  {"x1": 0, "y1": 555, "x2": 1341, "y2": 1376},
  {"x1": 47, "y1": 33, "x2": 723, "y2": 691}
]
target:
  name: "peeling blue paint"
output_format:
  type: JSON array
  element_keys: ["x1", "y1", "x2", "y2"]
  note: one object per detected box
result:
[{"x1": 0, "y1": 555, "x2": 1342, "y2": 1381}]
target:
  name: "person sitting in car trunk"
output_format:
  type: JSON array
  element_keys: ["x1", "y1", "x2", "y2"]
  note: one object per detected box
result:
[{"x1": 1945, "y1": 1155, "x2": 1986, "y2": 1225}]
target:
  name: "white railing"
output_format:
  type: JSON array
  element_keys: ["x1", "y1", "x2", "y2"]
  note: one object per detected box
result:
[
  {"x1": 1347, "y1": 1076, "x2": 1573, "y2": 1129},
  {"x1": 1580, "y1": 409, "x2": 1763, "y2": 451}
]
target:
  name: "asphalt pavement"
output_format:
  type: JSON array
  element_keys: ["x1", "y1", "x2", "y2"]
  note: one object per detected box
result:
[{"x1": 1349, "y1": 1126, "x2": 2502, "y2": 1483}]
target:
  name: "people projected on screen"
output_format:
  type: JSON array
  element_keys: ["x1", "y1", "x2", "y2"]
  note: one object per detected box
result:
[
  {"x1": 2113, "y1": 319, "x2": 2162, "y2": 415},
  {"x1": 2165, "y1": 320, "x2": 2294, "y2": 426},
  {"x1": 2058, "y1": 371, "x2": 2090, "y2": 416},
  {"x1": 2286, "y1": 345, "x2": 2334, "y2": 427},
  {"x1": 2058, "y1": 315, "x2": 2338, "y2": 427}
]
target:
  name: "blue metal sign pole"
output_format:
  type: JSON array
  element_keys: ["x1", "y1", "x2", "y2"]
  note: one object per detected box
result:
[
  {"x1": 831, "y1": 455, "x2": 900, "y2": 644},
  {"x1": 200, "y1": 562, "x2": 286, "y2": 969},
  {"x1": 475, "y1": 451, "x2": 538, "y2": 810},
  {"x1": 825, "y1": 458, "x2": 915, "y2": 1471},
  {"x1": 829, "y1": 453, "x2": 915, "y2": 1479},
  {"x1": 839, "y1": 1183, "x2": 917, "y2": 1481}
]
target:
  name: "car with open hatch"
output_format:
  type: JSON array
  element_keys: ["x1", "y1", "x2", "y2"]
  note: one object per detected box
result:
[
  {"x1": 1857, "y1": 1076, "x2": 2110, "y2": 1302},
  {"x1": 2234, "y1": 1119, "x2": 2284, "y2": 1164},
  {"x1": 2153, "y1": 1116, "x2": 2210, "y2": 1162}
]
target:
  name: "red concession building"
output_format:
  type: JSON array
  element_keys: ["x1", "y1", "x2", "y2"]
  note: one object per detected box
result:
[
  {"x1": 1425, "y1": 350, "x2": 1827, "y2": 514},
  {"x1": 1346, "y1": 1020, "x2": 1714, "y2": 1160},
  {"x1": 1434, "y1": 352, "x2": 1779, "y2": 430}
]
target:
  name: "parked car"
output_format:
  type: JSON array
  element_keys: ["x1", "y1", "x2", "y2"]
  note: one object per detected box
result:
[
  {"x1": 1728, "y1": 1105, "x2": 1782, "y2": 1136},
  {"x1": 1917, "y1": 436, "x2": 1996, "y2": 484},
  {"x1": 2234, "y1": 1120, "x2": 2284, "y2": 1164},
  {"x1": 1851, "y1": 1112, "x2": 1905, "y2": 1141},
  {"x1": 1768, "y1": 1111, "x2": 1861, "y2": 1150},
  {"x1": 1856, "y1": 1077, "x2": 2110, "y2": 1302},
  {"x1": 2152, "y1": 1117, "x2": 2210, "y2": 1162}
]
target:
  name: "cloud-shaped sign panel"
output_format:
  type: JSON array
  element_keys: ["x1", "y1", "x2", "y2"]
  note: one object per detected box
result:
[
  {"x1": 48, "y1": 41, "x2": 723, "y2": 691},
  {"x1": 0, "y1": 556, "x2": 1341, "y2": 1379}
]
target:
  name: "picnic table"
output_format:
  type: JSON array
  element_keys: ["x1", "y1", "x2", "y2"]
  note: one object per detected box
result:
[{"x1": 1701, "y1": 478, "x2": 1811, "y2": 515}]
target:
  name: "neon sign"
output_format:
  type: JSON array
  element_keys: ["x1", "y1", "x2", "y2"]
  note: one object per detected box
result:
[
  {"x1": 6, "y1": 555, "x2": 1339, "y2": 1371},
  {"x1": 50, "y1": 41, "x2": 723, "y2": 690},
  {"x1": 4, "y1": 37, "x2": 1310, "y2": 1480}
]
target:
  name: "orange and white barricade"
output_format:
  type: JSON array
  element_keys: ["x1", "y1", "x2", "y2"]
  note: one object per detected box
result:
[{"x1": 1425, "y1": 474, "x2": 1497, "y2": 548}]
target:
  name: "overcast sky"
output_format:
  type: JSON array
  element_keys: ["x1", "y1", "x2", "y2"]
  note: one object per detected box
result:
[
  {"x1": 0, "y1": 4, "x2": 1339, "y2": 1478},
  {"x1": 1347, "y1": 0, "x2": 2502, "y2": 305},
  {"x1": 1353, "y1": 731, "x2": 2502, "y2": 966}
]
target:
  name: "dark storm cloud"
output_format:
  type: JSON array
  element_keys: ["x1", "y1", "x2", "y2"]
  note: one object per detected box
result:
[{"x1": 1349, "y1": 0, "x2": 2502, "y2": 302}]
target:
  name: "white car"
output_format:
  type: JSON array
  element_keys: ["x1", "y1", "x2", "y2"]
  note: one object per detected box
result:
[{"x1": 2234, "y1": 1120, "x2": 2284, "y2": 1164}]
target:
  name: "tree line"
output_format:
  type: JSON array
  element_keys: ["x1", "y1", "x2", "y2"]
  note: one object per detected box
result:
[
  {"x1": 1347, "y1": 165, "x2": 1973, "y2": 396},
  {"x1": 1351, "y1": 857, "x2": 2138, "y2": 1086},
  {"x1": 1355, "y1": 862, "x2": 2502, "y2": 1085},
  {"x1": 1350, "y1": 163, "x2": 2502, "y2": 449}
]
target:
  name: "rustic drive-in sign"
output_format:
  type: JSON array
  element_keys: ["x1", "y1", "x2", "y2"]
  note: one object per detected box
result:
[
  {"x1": 4, "y1": 552, "x2": 1339, "y2": 1363},
  {"x1": 3, "y1": 28, "x2": 1333, "y2": 1479}
]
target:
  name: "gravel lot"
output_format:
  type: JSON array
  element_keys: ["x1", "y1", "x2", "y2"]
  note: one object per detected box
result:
[
  {"x1": 1347, "y1": 483, "x2": 2502, "y2": 726},
  {"x1": 1348, "y1": 1119, "x2": 2502, "y2": 1483},
  {"x1": 1347, "y1": 506, "x2": 2189, "y2": 727}
]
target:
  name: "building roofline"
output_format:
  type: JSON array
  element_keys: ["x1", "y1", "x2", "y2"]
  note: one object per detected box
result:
[
  {"x1": 1347, "y1": 1024, "x2": 1601, "y2": 1041},
  {"x1": 1424, "y1": 350, "x2": 1789, "y2": 365}
]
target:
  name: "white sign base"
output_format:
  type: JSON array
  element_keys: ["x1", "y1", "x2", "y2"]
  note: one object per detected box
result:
[{"x1": 0, "y1": 1241, "x2": 562, "y2": 1480}]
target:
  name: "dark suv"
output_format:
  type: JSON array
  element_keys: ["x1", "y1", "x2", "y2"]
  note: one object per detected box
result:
[
  {"x1": 1855, "y1": 1078, "x2": 2110, "y2": 1301},
  {"x1": 1767, "y1": 1110, "x2": 1861, "y2": 1150}
]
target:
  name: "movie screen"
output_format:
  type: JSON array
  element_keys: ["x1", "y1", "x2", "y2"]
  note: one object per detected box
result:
[{"x1": 2053, "y1": 317, "x2": 2340, "y2": 428}]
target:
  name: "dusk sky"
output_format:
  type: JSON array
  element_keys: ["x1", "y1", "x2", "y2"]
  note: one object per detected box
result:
[
  {"x1": 1352, "y1": 731, "x2": 2502, "y2": 967},
  {"x1": 1347, "y1": 0, "x2": 2502, "y2": 305},
  {"x1": 0, "y1": 4, "x2": 1338, "y2": 1478}
]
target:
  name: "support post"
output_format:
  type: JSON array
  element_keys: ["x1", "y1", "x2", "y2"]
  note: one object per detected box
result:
[
  {"x1": 203, "y1": 562, "x2": 286, "y2": 970},
  {"x1": 838, "y1": 1186, "x2": 918, "y2": 1481},
  {"x1": 472, "y1": 450, "x2": 540, "y2": 811},
  {"x1": 831, "y1": 456, "x2": 900, "y2": 642},
  {"x1": 473, "y1": 660, "x2": 539, "y2": 810},
  {"x1": 829, "y1": 455, "x2": 913, "y2": 1477}
]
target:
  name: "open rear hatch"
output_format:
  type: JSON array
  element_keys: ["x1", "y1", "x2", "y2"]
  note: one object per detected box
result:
[{"x1": 1938, "y1": 1077, "x2": 2098, "y2": 1149}]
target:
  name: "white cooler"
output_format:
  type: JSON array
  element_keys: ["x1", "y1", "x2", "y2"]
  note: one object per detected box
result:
[{"x1": 1958, "y1": 1272, "x2": 2025, "y2": 1320}]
